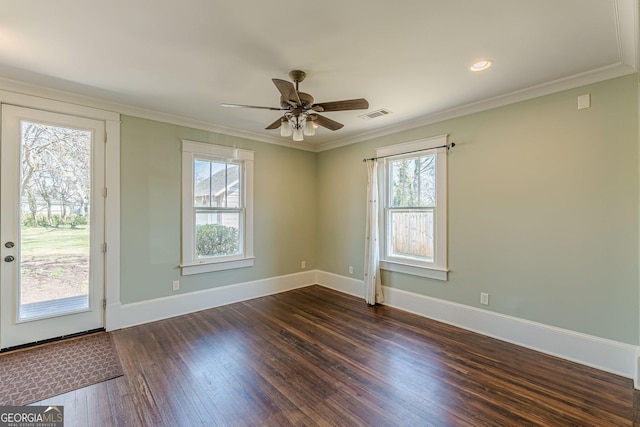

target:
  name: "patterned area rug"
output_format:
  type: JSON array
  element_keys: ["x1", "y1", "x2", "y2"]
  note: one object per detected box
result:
[{"x1": 0, "y1": 332, "x2": 124, "y2": 405}]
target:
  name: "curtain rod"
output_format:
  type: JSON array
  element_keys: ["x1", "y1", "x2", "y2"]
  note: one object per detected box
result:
[{"x1": 362, "y1": 143, "x2": 455, "y2": 163}]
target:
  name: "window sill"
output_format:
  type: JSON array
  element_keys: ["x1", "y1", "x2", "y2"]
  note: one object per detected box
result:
[
  {"x1": 181, "y1": 257, "x2": 255, "y2": 276},
  {"x1": 380, "y1": 260, "x2": 448, "y2": 281}
]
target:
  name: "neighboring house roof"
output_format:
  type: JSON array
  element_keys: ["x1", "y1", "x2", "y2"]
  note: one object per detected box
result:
[{"x1": 194, "y1": 165, "x2": 239, "y2": 207}]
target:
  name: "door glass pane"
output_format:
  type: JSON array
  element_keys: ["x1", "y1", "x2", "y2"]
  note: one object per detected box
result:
[{"x1": 18, "y1": 121, "x2": 92, "y2": 321}]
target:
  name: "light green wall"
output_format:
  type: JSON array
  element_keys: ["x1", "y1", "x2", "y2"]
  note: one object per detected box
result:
[
  {"x1": 317, "y1": 74, "x2": 639, "y2": 344},
  {"x1": 120, "y1": 74, "x2": 638, "y2": 345},
  {"x1": 120, "y1": 116, "x2": 316, "y2": 304}
]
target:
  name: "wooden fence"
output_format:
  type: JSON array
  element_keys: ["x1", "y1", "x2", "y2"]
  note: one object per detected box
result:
[{"x1": 390, "y1": 211, "x2": 434, "y2": 259}]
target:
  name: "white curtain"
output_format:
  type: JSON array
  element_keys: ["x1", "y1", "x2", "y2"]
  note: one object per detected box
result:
[{"x1": 364, "y1": 159, "x2": 384, "y2": 305}]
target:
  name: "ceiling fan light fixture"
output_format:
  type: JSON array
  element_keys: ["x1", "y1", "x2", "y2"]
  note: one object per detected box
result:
[
  {"x1": 280, "y1": 118, "x2": 292, "y2": 137},
  {"x1": 470, "y1": 59, "x2": 493, "y2": 72},
  {"x1": 304, "y1": 119, "x2": 315, "y2": 136},
  {"x1": 224, "y1": 70, "x2": 369, "y2": 142},
  {"x1": 293, "y1": 127, "x2": 304, "y2": 142}
]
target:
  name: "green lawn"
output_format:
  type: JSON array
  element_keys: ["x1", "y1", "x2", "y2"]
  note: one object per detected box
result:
[{"x1": 20, "y1": 226, "x2": 89, "y2": 256}]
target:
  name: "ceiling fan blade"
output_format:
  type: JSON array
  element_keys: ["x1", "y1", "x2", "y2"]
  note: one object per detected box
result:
[
  {"x1": 265, "y1": 117, "x2": 283, "y2": 130},
  {"x1": 272, "y1": 78, "x2": 301, "y2": 106},
  {"x1": 311, "y1": 114, "x2": 344, "y2": 131},
  {"x1": 312, "y1": 98, "x2": 369, "y2": 112},
  {"x1": 221, "y1": 103, "x2": 285, "y2": 111}
]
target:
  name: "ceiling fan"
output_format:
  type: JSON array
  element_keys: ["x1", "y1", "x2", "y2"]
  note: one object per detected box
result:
[{"x1": 221, "y1": 70, "x2": 369, "y2": 141}]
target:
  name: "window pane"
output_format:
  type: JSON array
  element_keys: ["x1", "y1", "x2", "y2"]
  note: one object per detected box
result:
[
  {"x1": 208, "y1": 161, "x2": 228, "y2": 207},
  {"x1": 390, "y1": 155, "x2": 436, "y2": 208},
  {"x1": 418, "y1": 156, "x2": 436, "y2": 206},
  {"x1": 194, "y1": 160, "x2": 211, "y2": 207},
  {"x1": 194, "y1": 159, "x2": 242, "y2": 209},
  {"x1": 226, "y1": 163, "x2": 241, "y2": 208},
  {"x1": 195, "y1": 211, "x2": 241, "y2": 258},
  {"x1": 389, "y1": 210, "x2": 434, "y2": 261}
]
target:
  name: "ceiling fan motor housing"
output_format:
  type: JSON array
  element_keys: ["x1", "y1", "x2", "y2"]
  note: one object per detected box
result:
[{"x1": 280, "y1": 92, "x2": 314, "y2": 109}]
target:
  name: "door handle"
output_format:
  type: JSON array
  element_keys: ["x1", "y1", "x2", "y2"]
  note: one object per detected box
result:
[
  {"x1": 4, "y1": 255, "x2": 15, "y2": 262},
  {"x1": 4, "y1": 242, "x2": 14, "y2": 248}
]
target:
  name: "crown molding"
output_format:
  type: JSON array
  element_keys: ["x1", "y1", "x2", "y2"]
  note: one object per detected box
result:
[
  {"x1": 317, "y1": 0, "x2": 639, "y2": 152},
  {"x1": 614, "y1": 0, "x2": 639, "y2": 71},
  {"x1": 0, "y1": 76, "x2": 319, "y2": 152},
  {"x1": 315, "y1": 62, "x2": 637, "y2": 152},
  {"x1": 0, "y1": 1, "x2": 636, "y2": 155},
  {"x1": 0, "y1": 61, "x2": 635, "y2": 155}
]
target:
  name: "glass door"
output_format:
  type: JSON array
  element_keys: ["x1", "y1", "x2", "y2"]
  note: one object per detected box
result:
[{"x1": 1, "y1": 105, "x2": 105, "y2": 349}]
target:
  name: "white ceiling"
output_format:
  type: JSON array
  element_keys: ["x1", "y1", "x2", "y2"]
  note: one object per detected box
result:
[{"x1": 0, "y1": 0, "x2": 637, "y2": 151}]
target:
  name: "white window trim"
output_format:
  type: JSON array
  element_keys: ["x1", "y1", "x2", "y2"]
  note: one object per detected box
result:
[
  {"x1": 180, "y1": 140, "x2": 254, "y2": 275},
  {"x1": 378, "y1": 134, "x2": 448, "y2": 281}
]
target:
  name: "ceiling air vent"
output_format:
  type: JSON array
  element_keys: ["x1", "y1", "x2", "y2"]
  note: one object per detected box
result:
[{"x1": 359, "y1": 108, "x2": 392, "y2": 120}]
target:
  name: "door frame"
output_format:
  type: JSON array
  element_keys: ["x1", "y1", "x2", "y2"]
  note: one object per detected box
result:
[{"x1": 0, "y1": 91, "x2": 121, "y2": 337}]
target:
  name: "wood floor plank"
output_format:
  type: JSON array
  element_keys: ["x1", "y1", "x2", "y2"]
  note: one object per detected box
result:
[{"x1": 29, "y1": 285, "x2": 636, "y2": 426}]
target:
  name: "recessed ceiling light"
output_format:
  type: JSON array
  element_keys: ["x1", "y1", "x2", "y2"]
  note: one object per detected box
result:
[{"x1": 470, "y1": 59, "x2": 493, "y2": 72}]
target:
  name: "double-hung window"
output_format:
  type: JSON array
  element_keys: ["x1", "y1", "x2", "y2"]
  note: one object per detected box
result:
[
  {"x1": 181, "y1": 140, "x2": 254, "y2": 275},
  {"x1": 379, "y1": 135, "x2": 448, "y2": 280}
]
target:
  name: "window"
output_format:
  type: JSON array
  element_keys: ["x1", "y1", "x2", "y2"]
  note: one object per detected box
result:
[
  {"x1": 379, "y1": 135, "x2": 448, "y2": 280},
  {"x1": 181, "y1": 140, "x2": 254, "y2": 275}
]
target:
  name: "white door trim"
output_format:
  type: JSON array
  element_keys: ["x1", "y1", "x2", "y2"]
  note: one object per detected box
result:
[
  {"x1": 0, "y1": 93, "x2": 120, "y2": 337},
  {"x1": 1, "y1": 105, "x2": 105, "y2": 347}
]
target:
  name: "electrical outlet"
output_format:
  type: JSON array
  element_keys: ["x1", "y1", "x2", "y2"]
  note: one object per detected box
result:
[
  {"x1": 480, "y1": 292, "x2": 489, "y2": 305},
  {"x1": 173, "y1": 280, "x2": 180, "y2": 291},
  {"x1": 301, "y1": 261, "x2": 306, "y2": 269},
  {"x1": 348, "y1": 266, "x2": 354, "y2": 275}
]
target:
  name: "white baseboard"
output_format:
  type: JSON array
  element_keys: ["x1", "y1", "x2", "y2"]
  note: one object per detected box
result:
[
  {"x1": 109, "y1": 269, "x2": 640, "y2": 388},
  {"x1": 316, "y1": 270, "x2": 364, "y2": 298},
  {"x1": 116, "y1": 270, "x2": 317, "y2": 329},
  {"x1": 105, "y1": 302, "x2": 122, "y2": 331},
  {"x1": 315, "y1": 270, "x2": 640, "y2": 387}
]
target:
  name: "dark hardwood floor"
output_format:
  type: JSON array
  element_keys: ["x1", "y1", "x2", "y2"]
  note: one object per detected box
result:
[{"x1": 35, "y1": 285, "x2": 634, "y2": 426}]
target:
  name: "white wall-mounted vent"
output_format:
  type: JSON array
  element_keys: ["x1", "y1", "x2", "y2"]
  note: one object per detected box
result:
[{"x1": 359, "y1": 109, "x2": 392, "y2": 120}]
